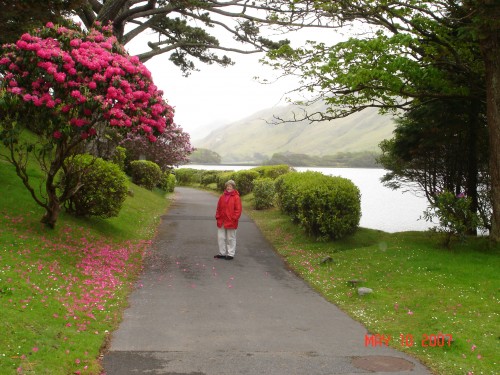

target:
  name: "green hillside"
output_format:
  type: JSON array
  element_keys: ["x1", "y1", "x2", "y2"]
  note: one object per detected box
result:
[{"x1": 194, "y1": 102, "x2": 396, "y2": 163}]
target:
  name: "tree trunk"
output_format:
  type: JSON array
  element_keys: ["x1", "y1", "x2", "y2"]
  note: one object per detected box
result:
[
  {"x1": 478, "y1": 1, "x2": 500, "y2": 242},
  {"x1": 40, "y1": 142, "x2": 66, "y2": 229},
  {"x1": 41, "y1": 194, "x2": 61, "y2": 229},
  {"x1": 466, "y1": 99, "x2": 480, "y2": 235},
  {"x1": 41, "y1": 177, "x2": 61, "y2": 229}
]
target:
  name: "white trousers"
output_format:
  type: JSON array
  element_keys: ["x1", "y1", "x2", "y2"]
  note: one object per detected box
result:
[{"x1": 217, "y1": 228, "x2": 237, "y2": 256}]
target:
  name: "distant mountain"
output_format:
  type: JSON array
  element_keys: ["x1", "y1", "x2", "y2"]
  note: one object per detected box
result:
[{"x1": 193, "y1": 102, "x2": 396, "y2": 163}]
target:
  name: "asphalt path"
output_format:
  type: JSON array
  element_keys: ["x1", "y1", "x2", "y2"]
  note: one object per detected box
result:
[{"x1": 102, "y1": 187, "x2": 431, "y2": 375}]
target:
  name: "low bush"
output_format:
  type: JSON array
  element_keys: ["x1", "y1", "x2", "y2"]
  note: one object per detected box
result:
[
  {"x1": 252, "y1": 164, "x2": 294, "y2": 179},
  {"x1": 111, "y1": 146, "x2": 127, "y2": 171},
  {"x1": 200, "y1": 170, "x2": 221, "y2": 186},
  {"x1": 159, "y1": 171, "x2": 176, "y2": 192},
  {"x1": 275, "y1": 171, "x2": 361, "y2": 240},
  {"x1": 175, "y1": 168, "x2": 202, "y2": 185},
  {"x1": 216, "y1": 171, "x2": 237, "y2": 191},
  {"x1": 253, "y1": 177, "x2": 276, "y2": 210},
  {"x1": 233, "y1": 170, "x2": 260, "y2": 195},
  {"x1": 61, "y1": 154, "x2": 128, "y2": 218},
  {"x1": 129, "y1": 160, "x2": 162, "y2": 190},
  {"x1": 422, "y1": 191, "x2": 481, "y2": 247}
]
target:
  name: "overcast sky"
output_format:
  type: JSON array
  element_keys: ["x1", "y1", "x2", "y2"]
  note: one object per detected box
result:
[
  {"x1": 142, "y1": 51, "x2": 296, "y2": 141},
  {"x1": 125, "y1": 25, "x2": 349, "y2": 142}
]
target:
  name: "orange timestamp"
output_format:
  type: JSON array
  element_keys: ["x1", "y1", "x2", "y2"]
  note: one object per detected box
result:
[{"x1": 364, "y1": 333, "x2": 453, "y2": 347}]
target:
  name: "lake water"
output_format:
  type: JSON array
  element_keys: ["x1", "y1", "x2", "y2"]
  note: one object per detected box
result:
[{"x1": 185, "y1": 165, "x2": 433, "y2": 233}]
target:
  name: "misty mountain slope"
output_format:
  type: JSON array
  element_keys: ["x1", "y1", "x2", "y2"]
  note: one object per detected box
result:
[{"x1": 194, "y1": 103, "x2": 396, "y2": 162}]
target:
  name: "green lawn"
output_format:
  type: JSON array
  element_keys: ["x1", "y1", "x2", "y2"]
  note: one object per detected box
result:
[
  {"x1": 241, "y1": 194, "x2": 499, "y2": 375},
  {"x1": 2, "y1": 157, "x2": 499, "y2": 374},
  {"x1": 0, "y1": 158, "x2": 172, "y2": 374}
]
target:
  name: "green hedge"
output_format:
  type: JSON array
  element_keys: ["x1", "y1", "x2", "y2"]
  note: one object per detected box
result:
[
  {"x1": 252, "y1": 164, "x2": 294, "y2": 179},
  {"x1": 175, "y1": 168, "x2": 202, "y2": 185},
  {"x1": 159, "y1": 171, "x2": 176, "y2": 192},
  {"x1": 253, "y1": 177, "x2": 276, "y2": 210},
  {"x1": 275, "y1": 171, "x2": 361, "y2": 240},
  {"x1": 176, "y1": 166, "x2": 293, "y2": 196},
  {"x1": 200, "y1": 170, "x2": 224, "y2": 186},
  {"x1": 216, "y1": 171, "x2": 236, "y2": 191}
]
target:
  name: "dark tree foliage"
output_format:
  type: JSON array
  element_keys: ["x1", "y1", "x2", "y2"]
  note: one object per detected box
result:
[
  {"x1": 379, "y1": 99, "x2": 491, "y2": 229},
  {"x1": 71, "y1": 0, "x2": 332, "y2": 74},
  {"x1": 265, "y1": 0, "x2": 500, "y2": 241},
  {"x1": 0, "y1": 0, "x2": 83, "y2": 45}
]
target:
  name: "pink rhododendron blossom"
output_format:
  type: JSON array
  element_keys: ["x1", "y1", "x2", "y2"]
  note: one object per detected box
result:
[
  {"x1": 0, "y1": 22, "x2": 191, "y2": 226},
  {"x1": 53, "y1": 131, "x2": 62, "y2": 139}
]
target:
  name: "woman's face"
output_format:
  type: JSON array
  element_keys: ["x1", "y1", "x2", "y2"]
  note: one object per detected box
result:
[{"x1": 226, "y1": 184, "x2": 234, "y2": 192}]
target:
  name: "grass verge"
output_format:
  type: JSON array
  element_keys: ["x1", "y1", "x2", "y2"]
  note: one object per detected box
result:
[
  {"x1": 0, "y1": 159, "x2": 172, "y2": 374},
  {"x1": 241, "y1": 194, "x2": 499, "y2": 375}
]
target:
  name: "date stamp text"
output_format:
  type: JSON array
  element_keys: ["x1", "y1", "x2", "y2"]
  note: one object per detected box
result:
[{"x1": 365, "y1": 333, "x2": 453, "y2": 347}]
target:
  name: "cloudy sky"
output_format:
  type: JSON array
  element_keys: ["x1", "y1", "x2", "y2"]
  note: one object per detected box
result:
[
  {"x1": 142, "y1": 50, "x2": 297, "y2": 141},
  {"x1": 126, "y1": 25, "x2": 348, "y2": 142}
]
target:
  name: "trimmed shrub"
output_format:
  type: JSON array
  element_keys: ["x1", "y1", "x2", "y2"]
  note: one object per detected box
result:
[
  {"x1": 130, "y1": 160, "x2": 162, "y2": 190},
  {"x1": 159, "y1": 171, "x2": 176, "y2": 192},
  {"x1": 233, "y1": 170, "x2": 260, "y2": 195},
  {"x1": 252, "y1": 164, "x2": 294, "y2": 179},
  {"x1": 275, "y1": 171, "x2": 314, "y2": 218},
  {"x1": 175, "y1": 168, "x2": 202, "y2": 185},
  {"x1": 61, "y1": 154, "x2": 128, "y2": 218},
  {"x1": 275, "y1": 171, "x2": 361, "y2": 240},
  {"x1": 216, "y1": 171, "x2": 237, "y2": 191},
  {"x1": 200, "y1": 170, "x2": 221, "y2": 186},
  {"x1": 253, "y1": 177, "x2": 276, "y2": 210}
]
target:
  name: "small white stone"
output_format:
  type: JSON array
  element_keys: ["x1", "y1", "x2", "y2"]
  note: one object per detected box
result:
[{"x1": 358, "y1": 287, "x2": 373, "y2": 296}]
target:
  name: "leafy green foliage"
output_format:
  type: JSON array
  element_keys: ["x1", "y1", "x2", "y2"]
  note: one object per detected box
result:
[
  {"x1": 129, "y1": 160, "x2": 162, "y2": 190},
  {"x1": 422, "y1": 191, "x2": 481, "y2": 247},
  {"x1": 232, "y1": 170, "x2": 260, "y2": 196},
  {"x1": 216, "y1": 171, "x2": 237, "y2": 191},
  {"x1": 252, "y1": 164, "x2": 294, "y2": 179},
  {"x1": 252, "y1": 177, "x2": 276, "y2": 210},
  {"x1": 175, "y1": 168, "x2": 202, "y2": 185},
  {"x1": 61, "y1": 154, "x2": 128, "y2": 218},
  {"x1": 275, "y1": 171, "x2": 361, "y2": 240},
  {"x1": 111, "y1": 146, "x2": 127, "y2": 171},
  {"x1": 0, "y1": 0, "x2": 82, "y2": 45},
  {"x1": 200, "y1": 170, "x2": 221, "y2": 186},
  {"x1": 159, "y1": 171, "x2": 176, "y2": 192}
]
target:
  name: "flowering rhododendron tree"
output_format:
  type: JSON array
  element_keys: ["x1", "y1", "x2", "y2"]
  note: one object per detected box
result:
[
  {"x1": 0, "y1": 22, "x2": 179, "y2": 228},
  {"x1": 121, "y1": 128, "x2": 194, "y2": 171}
]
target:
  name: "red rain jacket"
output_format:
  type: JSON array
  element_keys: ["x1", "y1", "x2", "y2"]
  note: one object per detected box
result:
[{"x1": 216, "y1": 190, "x2": 242, "y2": 229}]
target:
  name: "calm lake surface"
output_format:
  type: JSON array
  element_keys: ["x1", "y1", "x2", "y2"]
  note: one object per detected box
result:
[{"x1": 185, "y1": 165, "x2": 433, "y2": 233}]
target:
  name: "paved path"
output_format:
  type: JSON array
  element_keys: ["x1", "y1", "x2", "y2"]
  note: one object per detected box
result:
[{"x1": 102, "y1": 187, "x2": 431, "y2": 375}]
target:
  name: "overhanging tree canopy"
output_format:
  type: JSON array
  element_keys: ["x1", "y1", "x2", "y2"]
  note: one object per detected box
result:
[
  {"x1": 71, "y1": 0, "x2": 334, "y2": 74},
  {"x1": 264, "y1": 0, "x2": 500, "y2": 242}
]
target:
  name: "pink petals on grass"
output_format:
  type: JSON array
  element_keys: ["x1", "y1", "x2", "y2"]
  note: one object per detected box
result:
[{"x1": 2, "y1": 216, "x2": 147, "y2": 372}]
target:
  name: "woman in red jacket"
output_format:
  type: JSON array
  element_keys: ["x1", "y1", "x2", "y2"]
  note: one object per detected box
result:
[{"x1": 215, "y1": 180, "x2": 242, "y2": 260}]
